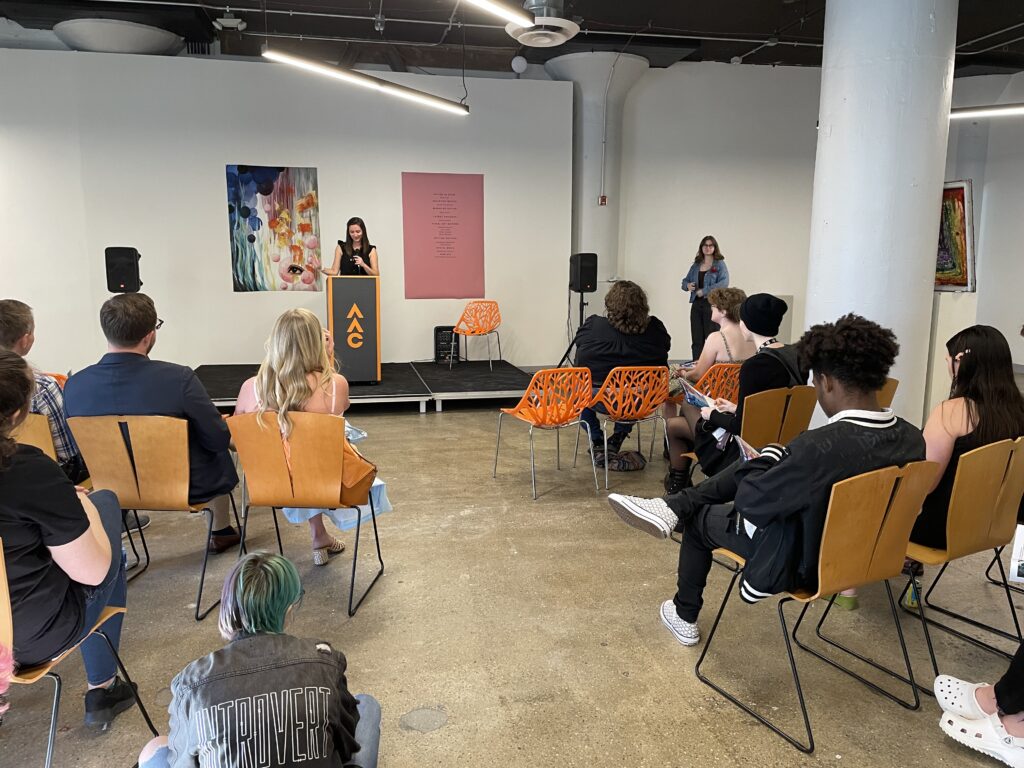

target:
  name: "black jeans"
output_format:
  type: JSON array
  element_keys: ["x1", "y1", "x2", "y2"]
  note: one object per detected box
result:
[
  {"x1": 996, "y1": 643, "x2": 1024, "y2": 715},
  {"x1": 671, "y1": 503, "x2": 755, "y2": 623},
  {"x1": 690, "y1": 297, "x2": 719, "y2": 360}
]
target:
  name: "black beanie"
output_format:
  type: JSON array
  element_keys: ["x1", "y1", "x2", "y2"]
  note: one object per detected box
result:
[{"x1": 740, "y1": 293, "x2": 788, "y2": 337}]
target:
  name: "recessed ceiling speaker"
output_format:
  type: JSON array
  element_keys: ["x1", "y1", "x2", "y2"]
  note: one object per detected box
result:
[
  {"x1": 506, "y1": 0, "x2": 580, "y2": 48},
  {"x1": 53, "y1": 18, "x2": 184, "y2": 55}
]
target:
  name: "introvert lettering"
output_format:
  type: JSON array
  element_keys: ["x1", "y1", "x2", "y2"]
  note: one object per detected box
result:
[{"x1": 194, "y1": 687, "x2": 332, "y2": 767}]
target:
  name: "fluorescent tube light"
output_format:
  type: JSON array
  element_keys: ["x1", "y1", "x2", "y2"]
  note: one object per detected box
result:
[
  {"x1": 463, "y1": 0, "x2": 534, "y2": 28},
  {"x1": 950, "y1": 103, "x2": 1024, "y2": 120},
  {"x1": 262, "y1": 47, "x2": 470, "y2": 117}
]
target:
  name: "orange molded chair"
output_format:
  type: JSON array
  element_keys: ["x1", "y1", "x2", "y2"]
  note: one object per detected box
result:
[
  {"x1": 669, "y1": 362, "x2": 742, "y2": 408},
  {"x1": 43, "y1": 372, "x2": 68, "y2": 389},
  {"x1": 578, "y1": 366, "x2": 670, "y2": 490},
  {"x1": 493, "y1": 367, "x2": 598, "y2": 499},
  {"x1": 450, "y1": 300, "x2": 502, "y2": 371},
  {"x1": 1, "y1": 539, "x2": 159, "y2": 767}
]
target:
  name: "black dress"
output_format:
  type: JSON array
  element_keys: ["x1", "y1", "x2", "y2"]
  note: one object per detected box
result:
[
  {"x1": 911, "y1": 431, "x2": 986, "y2": 549},
  {"x1": 336, "y1": 241, "x2": 374, "y2": 276}
]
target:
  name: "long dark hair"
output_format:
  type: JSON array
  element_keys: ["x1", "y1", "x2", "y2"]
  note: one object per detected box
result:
[
  {"x1": 0, "y1": 350, "x2": 33, "y2": 469},
  {"x1": 947, "y1": 325, "x2": 1024, "y2": 445},
  {"x1": 342, "y1": 217, "x2": 372, "y2": 257},
  {"x1": 694, "y1": 234, "x2": 725, "y2": 263}
]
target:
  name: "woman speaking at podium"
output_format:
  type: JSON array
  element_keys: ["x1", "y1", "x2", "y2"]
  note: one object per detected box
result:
[{"x1": 322, "y1": 216, "x2": 379, "y2": 277}]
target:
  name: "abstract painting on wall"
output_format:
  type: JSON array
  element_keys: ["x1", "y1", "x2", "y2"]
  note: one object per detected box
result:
[
  {"x1": 935, "y1": 179, "x2": 975, "y2": 292},
  {"x1": 227, "y1": 165, "x2": 322, "y2": 292}
]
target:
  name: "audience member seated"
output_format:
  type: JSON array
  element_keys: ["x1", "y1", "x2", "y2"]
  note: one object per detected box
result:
[
  {"x1": 0, "y1": 299, "x2": 88, "y2": 484},
  {"x1": 911, "y1": 325, "x2": 1024, "y2": 549},
  {"x1": 64, "y1": 294, "x2": 240, "y2": 553},
  {"x1": 137, "y1": 552, "x2": 380, "y2": 768},
  {"x1": 606, "y1": 314, "x2": 924, "y2": 647},
  {"x1": 936, "y1": 649, "x2": 1024, "y2": 767},
  {"x1": 573, "y1": 280, "x2": 671, "y2": 470},
  {"x1": 680, "y1": 287, "x2": 755, "y2": 384},
  {"x1": 664, "y1": 293, "x2": 805, "y2": 493},
  {"x1": 235, "y1": 308, "x2": 353, "y2": 566},
  {"x1": 0, "y1": 351, "x2": 137, "y2": 729}
]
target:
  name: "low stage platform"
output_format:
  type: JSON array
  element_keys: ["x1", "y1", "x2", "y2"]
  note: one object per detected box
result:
[{"x1": 195, "y1": 360, "x2": 533, "y2": 413}]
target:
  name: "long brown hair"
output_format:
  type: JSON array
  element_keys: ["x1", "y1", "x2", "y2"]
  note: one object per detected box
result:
[
  {"x1": 694, "y1": 234, "x2": 725, "y2": 263},
  {"x1": 605, "y1": 280, "x2": 650, "y2": 335},
  {"x1": 0, "y1": 350, "x2": 33, "y2": 469},
  {"x1": 342, "y1": 216, "x2": 373, "y2": 258},
  {"x1": 947, "y1": 325, "x2": 1024, "y2": 445}
]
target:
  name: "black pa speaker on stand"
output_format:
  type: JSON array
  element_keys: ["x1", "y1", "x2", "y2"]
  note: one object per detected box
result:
[
  {"x1": 105, "y1": 247, "x2": 142, "y2": 293},
  {"x1": 558, "y1": 253, "x2": 599, "y2": 367}
]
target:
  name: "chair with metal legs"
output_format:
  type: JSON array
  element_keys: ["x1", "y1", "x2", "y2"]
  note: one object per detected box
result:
[
  {"x1": 67, "y1": 416, "x2": 242, "y2": 620},
  {"x1": 493, "y1": 367, "x2": 599, "y2": 500},
  {"x1": 227, "y1": 412, "x2": 385, "y2": 616},
  {"x1": 695, "y1": 460, "x2": 937, "y2": 754},
  {"x1": 573, "y1": 366, "x2": 669, "y2": 490},
  {"x1": 902, "y1": 437, "x2": 1024, "y2": 662},
  {"x1": 449, "y1": 300, "x2": 502, "y2": 371},
  {"x1": 1, "y1": 540, "x2": 159, "y2": 768}
]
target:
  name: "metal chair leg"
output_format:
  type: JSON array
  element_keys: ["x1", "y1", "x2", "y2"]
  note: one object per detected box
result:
[
  {"x1": 348, "y1": 496, "x2": 385, "y2": 617},
  {"x1": 695, "y1": 571, "x2": 814, "y2": 753},
  {"x1": 493, "y1": 412, "x2": 504, "y2": 478},
  {"x1": 986, "y1": 547, "x2": 1024, "y2": 595},
  {"x1": 238, "y1": 503, "x2": 251, "y2": 557},
  {"x1": 572, "y1": 421, "x2": 581, "y2": 468},
  {"x1": 194, "y1": 509, "x2": 221, "y2": 622},
  {"x1": 556, "y1": 426, "x2": 561, "y2": 470},
  {"x1": 496, "y1": 331, "x2": 502, "y2": 362},
  {"x1": 124, "y1": 509, "x2": 150, "y2": 583},
  {"x1": 43, "y1": 672, "x2": 61, "y2": 768},
  {"x1": 898, "y1": 576, "x2": 941, "y2": 690},
  {"x1": 486, "y1": 334, "x2": 493, "y2": 371},
  {"x1": 529, "y1": 425, "x2": 537, "y2": 500},
  {"x1": 271, "y1": 507, "x2": 284, "y2": 555},
  {"x1": 602, "y1": 424, "x2": 610, "y2": 491},
  {"x1": 95, "y1": 630, "x2": 159, "y2": 737},
  {"x1": 577, "y1": 421, "x2": 600, "y2": 493},
  {"x1": 793, "y1": 581, "x2": 920, "y2": 710}
]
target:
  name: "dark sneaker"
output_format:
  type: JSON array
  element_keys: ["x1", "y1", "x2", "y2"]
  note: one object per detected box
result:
[
  {"x1": 121, "y1": 513, "x2": 151, "y2": 539},
  {"x1": 84, "y1": 677, "x2": 137, "y2": 731}
]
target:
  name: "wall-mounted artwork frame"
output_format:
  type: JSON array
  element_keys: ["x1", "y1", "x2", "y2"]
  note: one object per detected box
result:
[{"x1": 935, "y1": 179, "x2": 976, "y2": 292}]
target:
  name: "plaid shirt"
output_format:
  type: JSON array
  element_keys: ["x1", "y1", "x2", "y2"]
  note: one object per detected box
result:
[{"x1": 30, "y1": 371, "x2": 80, "y2": 465}]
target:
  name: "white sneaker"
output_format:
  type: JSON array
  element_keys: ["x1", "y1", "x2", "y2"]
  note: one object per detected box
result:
[
  {"x1": 660, "y1": 600, "x2": 700, "y2": 646},
  {"x1": 607, "y1": 494, "x2": 678, "y2": 539}
]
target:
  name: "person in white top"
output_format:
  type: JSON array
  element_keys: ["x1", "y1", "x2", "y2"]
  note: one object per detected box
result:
[{"x1": 235, "y1": 308, "x2": 351, "y2": 565}]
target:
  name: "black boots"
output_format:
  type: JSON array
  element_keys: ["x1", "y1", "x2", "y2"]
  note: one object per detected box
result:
[{"x1": 663, "y1": 467, "x2": 692, "y2": 494}]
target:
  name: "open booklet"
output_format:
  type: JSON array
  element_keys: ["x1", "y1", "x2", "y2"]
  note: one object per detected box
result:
[
  {"x1": 680, "y1": 379, "x2": 711, "y2": 409},
  {"x1": 734, "y1": 435, "x2": 761, "y2": 462}
]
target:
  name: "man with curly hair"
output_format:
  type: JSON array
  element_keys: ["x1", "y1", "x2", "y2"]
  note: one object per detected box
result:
[
  {"x1": 573, "y1": 280, "x2": 670, "y2": 468},
  {"x1": 607, "y1": 314, "x2": 925, "y2": 647}
]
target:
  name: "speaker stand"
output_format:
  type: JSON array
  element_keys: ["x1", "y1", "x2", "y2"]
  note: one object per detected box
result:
[{"x1": 557, "y1": 291, "x2": 589, "y2": 368}]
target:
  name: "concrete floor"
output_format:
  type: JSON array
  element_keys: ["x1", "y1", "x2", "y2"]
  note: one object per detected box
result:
[{"x1": 1, "y1": 404, "x2": 1013, "y2": 767}]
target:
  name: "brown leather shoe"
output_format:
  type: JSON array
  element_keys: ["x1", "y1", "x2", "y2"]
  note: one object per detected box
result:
[{"x1": 208, "y1": 531, "x2": 241, "y2": 554}]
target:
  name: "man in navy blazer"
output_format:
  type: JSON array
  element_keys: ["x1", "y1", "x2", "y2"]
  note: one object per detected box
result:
[{"x1": 64, "y1": 293, "x2": 240, "y2": 553}]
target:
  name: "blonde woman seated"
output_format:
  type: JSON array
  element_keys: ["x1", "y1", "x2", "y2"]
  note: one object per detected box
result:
[
  {"x1": 683, "y1": 287, "x2": 754, "y2": 383},
  {"x1": 235, "y1": 308, "x2": 351, "y2": 565}
]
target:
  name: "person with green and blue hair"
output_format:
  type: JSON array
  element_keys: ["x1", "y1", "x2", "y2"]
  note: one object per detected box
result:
[{"x1": 138, "y1": 552, "x2": 380, "y2": 768}]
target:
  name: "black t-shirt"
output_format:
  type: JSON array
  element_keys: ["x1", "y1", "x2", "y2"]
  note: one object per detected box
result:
[{"x1": 0, "y1": 445, "x2": 90, "y2": 664}]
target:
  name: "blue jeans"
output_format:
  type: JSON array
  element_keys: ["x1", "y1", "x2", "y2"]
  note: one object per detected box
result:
[
  {"x1": 75, "y1": 489, "x2": 127, "y2": 686},
  {"x1": 140, "y1": 694, "x2": 381, "y2": 768}
]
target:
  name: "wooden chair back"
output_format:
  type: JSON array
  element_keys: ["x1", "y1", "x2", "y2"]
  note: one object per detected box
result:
[
  {"x1": 943, "y1": 438, "x2": 1024, "y2": 560},
  {"x1": 501, "y1": 368, "x2": 593, "y2": 427},
  {"x1": 454, "y1": 300, "x2": 501, "y2": 336},
  {"x1": 11, "y1": 413, "x2": 57, "y2": 461},
  {"x1": 695, "y1": 363, "x2": 742, "y2": 403},
  {"x1": 877, "y1": 377, "x2": 899, "y2": 409},
  {"x1": 593, "y1": 366, "x2": 670, "y2": 422},
  {"x1": 0, "y1": 539, "x2": 12, "y2": 652},
  {"x1": 740, "y1": 386, "x2": 817, "y2": 449},
  {"x1": 68, "y1": 416, "x2": 191, "y2": 510},
  {"x1": 804, "y1": 461, "x2": 938, "y2": 599},
  {"x1": 227, "y1": 412, "x2": 347, "y2": 509}
]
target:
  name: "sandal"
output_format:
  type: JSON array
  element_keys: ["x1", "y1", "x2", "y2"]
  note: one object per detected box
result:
[
  {"x1": 940, "y1": 710, "x2": 1024, "y2": 768},
  {"x1": 934, "y1": 675, "x2": 991, "y2": 720},
  {"x1": 312, "y1": 537, "x2": 346, "y2": 567}
]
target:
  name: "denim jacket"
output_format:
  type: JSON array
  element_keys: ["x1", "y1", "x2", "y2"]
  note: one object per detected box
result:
[
  {"x1": 681, "y1": 260, "x2": 730, "y2": 303},
  {"x1": 167, "y1": 633, "x2": 362, "y2": 767}
]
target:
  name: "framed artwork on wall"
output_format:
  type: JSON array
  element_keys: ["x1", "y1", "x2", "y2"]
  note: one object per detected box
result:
[
  {"x1": 227, "y1": 165, "x2": 322, "y2": 292},
  {"x1": 935, "y1": 179, "x2": 975, "y2": 292}
]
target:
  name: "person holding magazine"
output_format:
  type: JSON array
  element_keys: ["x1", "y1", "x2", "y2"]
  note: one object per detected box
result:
[{"x1": 663, "y1": 293, "x2": 805, "y2": 493}]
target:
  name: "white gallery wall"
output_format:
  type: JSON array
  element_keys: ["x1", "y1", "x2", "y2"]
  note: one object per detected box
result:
[
  {"x1": 618, "y1": 62, "x2": 822, "y2": 360},
  {"x1": 0, "y1": 49, "x2": 572, "y2": 373}
]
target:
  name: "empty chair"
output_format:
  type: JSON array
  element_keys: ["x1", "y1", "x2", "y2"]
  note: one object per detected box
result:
[{"x1": 450, "y1": 300, "x2": 502, "y2": 370}]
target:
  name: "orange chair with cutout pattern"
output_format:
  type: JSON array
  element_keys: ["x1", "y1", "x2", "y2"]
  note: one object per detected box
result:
[
  {"x1": 450, "y1": 300, "x2": 502, "y2": 371},
  {"x1": 493, "y1": 367, "x2": 599, "y2": 499}
]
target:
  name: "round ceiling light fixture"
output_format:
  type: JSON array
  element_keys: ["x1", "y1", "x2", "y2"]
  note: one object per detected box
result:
[
  {"x1": 505, "y1": 16, "x2": 579, "y2": 48},
  {"x1": 53, "y1": 18, "x2": 184, "y2": 55}
]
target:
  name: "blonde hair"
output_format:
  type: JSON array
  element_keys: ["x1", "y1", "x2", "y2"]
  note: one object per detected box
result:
[{"x1": 254, "y1": 308, "x2": 334, "y2": 438}]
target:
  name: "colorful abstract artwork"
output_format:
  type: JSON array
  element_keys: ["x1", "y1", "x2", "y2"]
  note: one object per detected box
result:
[
  {"x1": 227, "y1": 165, "x2": 322, "y2": 292},
  {"x1": 935, "y1": 180, "x2": 975, "y2": 292}
]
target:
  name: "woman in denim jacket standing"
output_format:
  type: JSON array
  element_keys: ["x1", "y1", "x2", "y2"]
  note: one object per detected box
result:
[{"x1": 682, "y1": 235, "x2": 730, "y2": 359}]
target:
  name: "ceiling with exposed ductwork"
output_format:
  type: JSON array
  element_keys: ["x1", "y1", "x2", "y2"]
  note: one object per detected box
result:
[{"x1": 2, "y1": 1, "x2": 1024, "y2": 77}]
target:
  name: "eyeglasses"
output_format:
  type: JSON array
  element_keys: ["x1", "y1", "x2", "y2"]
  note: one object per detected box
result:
[
  {"x1": 702, "y1": 243, "x2": 715, "y2": 249},
  {"x1": 154, "y1": 318, "x2": 164, "y2": 330}
]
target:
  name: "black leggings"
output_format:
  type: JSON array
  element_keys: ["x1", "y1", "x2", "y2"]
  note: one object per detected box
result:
[
  {"x1": 996, "y1": 643, "x2": 1024, "y2": 715},
  {"x1": 690, "y1": 297, "x2": 719, "y2": 360}
]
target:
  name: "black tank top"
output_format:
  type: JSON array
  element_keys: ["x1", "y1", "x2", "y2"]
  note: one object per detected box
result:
[{"x1": 337, "y1": 242, "x2": 372, "y2": 276}]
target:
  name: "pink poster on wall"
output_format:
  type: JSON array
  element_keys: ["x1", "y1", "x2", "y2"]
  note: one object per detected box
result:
[{"x1": 401, "y1": 172, "x2": 484, "y2": 299}]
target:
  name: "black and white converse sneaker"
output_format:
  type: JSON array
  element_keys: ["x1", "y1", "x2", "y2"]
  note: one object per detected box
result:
[
  {"x1": 607, "y1": 494, "x2": 678, "y2": 539},
  {"x1": 660, "y1": 600, "x2": 700, "y2": 646}
]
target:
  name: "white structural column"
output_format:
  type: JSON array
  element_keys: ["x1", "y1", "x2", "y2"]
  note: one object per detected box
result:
[
  {"x1": 805, "y1": 0, "x2": 957, "y2": 420},
  {"x1": 545, "y1": 52, "x2": 648, "y2": 285}
]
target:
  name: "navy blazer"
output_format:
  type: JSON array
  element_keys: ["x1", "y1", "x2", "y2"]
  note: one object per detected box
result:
[{"x1": 64, "y1": 353, "x2": 238, "y2": 505}]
